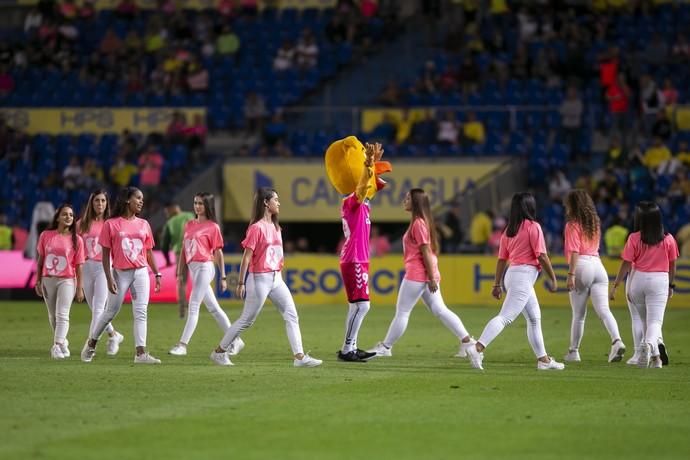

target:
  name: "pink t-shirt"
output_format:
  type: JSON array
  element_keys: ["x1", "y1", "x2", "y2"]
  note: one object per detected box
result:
[
  {"x1": 99, "y1": 217, "x2": 154, "y2": 270},
  {"x1": 37, "y1": 230, "x2": 85, "y2": 278},
  {"x1": 340, "y1": 194, "x2": 370, "y2": 264},
  {"x1": 403, "y1": 218, "x2": 440, "y2": 282},
  {"x1": 241, "y1": 220, "x2": 284, "y2": 273},
  {"x1": 78, "y1": 219, "x2": 105, "y2": 262},
  {"x1": 498, "y1": 220, "x2": 547, "y2": 269},
  {"x1": 138, "y1": 152, "x2": 163, "y2": 186},
  {"x1": 622, "y1": 232, "x2": 679, "y2": 273},
  {"x1": 183, "y1": 220, "x2": 223, "y2": 263},
  {"x1": 564, "y1": 221, "x2": 600, "y2": 263}
]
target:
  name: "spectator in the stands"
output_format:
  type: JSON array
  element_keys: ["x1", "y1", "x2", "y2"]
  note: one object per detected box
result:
[
  {"x1": 437, "y1": 110, "x2": 460, "y2": 146},
  {"x1": 662, "y1": 78, "x2": 679, "y2": 107},
  {"x1": 487, "y1": 215, "x2": 507, "y2": 256},
  {"x1": 83, "y1": 158, "x2": 105, "y2": 188},
  {"x1": 676, "y1": 221, "x2": 690, "y2": 258},
  {"x1": 187, "y1": 58, "x2": 209, "y2": 92},
  {"x1": 377, "y1": 80, "x2": 403, "y2": 106},
  {"x1": 606, "y1": 73, "x2": 631, "y2": 147},
  {"x1": 218, "y1": 0, "x2": 236, "y2": 18},
  {"x1": 167, "y1": 111, "x2": 188, "y2": 142},
  {"x1": 100, "y1": 28, "x2": 123, "y2": 55},
  {"x1": 469, "y1": 209, "x2": 493, "y2": 253},
  {"x1": 676, "y1": 141, "x2": 690, "y2": 168},
  {"x1": 296, "y1": 29, "x2": 319, "y2": 70},
  {"x1": 62, "y1": 156, "x2": 83, "y2": 190},
  {"x1": 138, "y1": 144, "x2": 164, "y2": 194},
  {"x1": 603, "y1": 215, "x2": 628, "y2": 257},
  {"x1": 369, "y1": 225, "x2": 391, "y2": 257},
  {"x1": 0, "y1": 214, "x2": 13, "y2": 250},
  {"x1": 24, "y1": 8, "x2": 42, "y2": 35},
  {"x1": 244, "y1": 91, "x2": 268, "y2": 134},
  {"x1": 639, "y1": 74, "x2": 665, "y2": 137},
  {"x1": 187, "y1": 114, "x2": 208, "y2": 146},
  {"x1": 109, "y1": 153, "x2": 136, "y2": 188},
  {"x1": 216, "y1": 25, "x2": 240, "y2": 57},
  {"x1": 59, "y1": 0, "x2": 78, "y2": 20},
  {"x1": 548, "y1": 170, "x2": 571, "y2": 202},
  {"x1": 640, "y1": 137, "x2": 672, "y2": 171},
  {"x1": 409, "y1": 110, "x2": 436, "y2": 145},
  {"x1": 0, "y1": 65, "x2": 14, "y2": 96},
  {"x1": 273, "y1": 40, "x2": 295, "y2": 71},
  {"x1": 441, "y1": 202, "x2": 463, "y2": 254},
  {"x1": 116, "y1": 0, "x2": 139, "y2": 20},
  {"x1": 462, "y1": 111, "x2": 485, "y2": 146}
]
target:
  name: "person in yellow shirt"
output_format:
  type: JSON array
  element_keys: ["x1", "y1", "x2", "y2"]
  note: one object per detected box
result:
[
  {"x1": 463, "y1": 111, "x2": 486, "y2": 144},
  {"x1": 640, "y1": 137, "x2": 672, "y2": 170},
  {"x1": 604, "y1": 216, "x2": 629, "y2": 257},
  {"x1": 676, "y1": 222, "x2": 690, "y2": 258},
  {"x1": 0, "y1": 214, "x2": 13, "y2": 250},
  {"x1": 109, "y1": 153, "x2": 138, "y2": 187},
  {"x1": 470, "y1": 210, "x2": 493, "y2": 252}
]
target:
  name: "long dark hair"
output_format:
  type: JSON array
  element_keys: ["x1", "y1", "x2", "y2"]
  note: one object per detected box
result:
[
  {"x1": 47, "y1": 203, "x2": 78, "y2": 250},
  {"x1": 250, "y1": 187, "x2": 279, "y2": 230},
  {"x1": 408, "y1": 188, "x2": 439, "y2": 254},
  {"x1": 79, "y1": 189, "x2": 110, "y2": 234},
  {"x1": 505, "y1": 192, "x2": 537, "y2": 237},
  {"x1": 564, "y1": 189, "x2": 600, "y2": 242},
  {"x1": 111, "y1": 186, "x2": 141, "y2": 219},
  {"x1": 195, "y1": 192, "x2": 217, "y2": 222},
  {"x1": 633, "y1": 201, "x2": 665, "y2": 245}
]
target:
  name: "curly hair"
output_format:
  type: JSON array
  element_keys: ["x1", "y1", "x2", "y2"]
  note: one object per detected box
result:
[{"x1": 564, "y1": 189, "x2": 600, "y2": 242}]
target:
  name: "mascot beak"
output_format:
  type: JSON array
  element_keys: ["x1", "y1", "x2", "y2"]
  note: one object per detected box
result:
[{"x1": 374, "y1": 161, "x2": 392, "y2": 191}]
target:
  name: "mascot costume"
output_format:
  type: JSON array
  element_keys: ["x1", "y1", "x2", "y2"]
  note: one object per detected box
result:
[{"x1": 324, "y1": 136, "x2": 391, "y2": 362}]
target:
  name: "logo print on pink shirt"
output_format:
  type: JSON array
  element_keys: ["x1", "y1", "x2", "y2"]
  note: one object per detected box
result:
[
  {"x1": 45, "y1": 254, "x2": 68, "y2": 276},
  {"x1": 121, "y1": 238, "x2": 143, "y2": 262},
  {"x1": 184, "y1": 238, "x2": 198, "y2": 261},
  {"x1": 265, "y1": 245, "x2": 283, "y2": 270},
  {"x1": 86, "y1": 237, "x2": 102, "y2": 258}
]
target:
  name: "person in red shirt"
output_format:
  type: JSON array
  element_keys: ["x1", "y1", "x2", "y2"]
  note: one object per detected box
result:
[
  {"x1": 36, "y1": 204, "x2": 85, "y2": 359},
  {"x1": 210, "y1": 188, "x2": 322, "y2": 368},
  {"x1": 563, "y1": 190, "x2": 625, "y2": 363},
  {"x1": 169, "y1": 192, "x2": 244, "y2": 357},
  {"x1": 610, "y1": 201, "x2": 678, "y2": 368},
  {"x1": 606, "y1": 73, "x2": 632, "y2": 147},
  {"x1": 468, "y1": 192, "x2": 563, "y2": 371},
  {"x1": 367, "y1": 189, "x2": 476, "y2": 360}
]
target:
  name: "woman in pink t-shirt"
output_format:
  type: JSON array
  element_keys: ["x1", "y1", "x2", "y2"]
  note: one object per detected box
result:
[
  {"x1": 562, "y1": 190, "x2": 625, "y2": 363},
  {"x1": 169, "y1": 192, "x2": 244, "y2": 357},
  {"x1": 367, "y1": 189, "x2": 476, "y2": 360},
  {"x1": 210, "y1": 188, "x2": 321, "y2": 368},
  {"x1": 81, "y1": 187, "x2": 162, "y2": 364},
  {"x1": 610, "y1": 201, "x2": 678, "y2": 369},
  {"x1": 36, "y1": 204, "x2": 85, "y2": 359},
  {"x1": 78, "y1": 189, "x2": 124, "y2": 357},
  {"x1": 468, "y1": 192, "x2": 564, "y2": 371}
]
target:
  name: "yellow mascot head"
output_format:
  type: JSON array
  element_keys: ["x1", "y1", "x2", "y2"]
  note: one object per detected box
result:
[{"x1": 325, "y1": 136, "x2": 392, "y2": 201}]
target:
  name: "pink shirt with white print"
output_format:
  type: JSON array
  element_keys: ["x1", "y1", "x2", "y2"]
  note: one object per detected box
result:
[
  {"x1": 403, "y1": 218, "x2": 440, "y2": 282},
  {"x1": 78, "y1": 219, "x2": 105, "y2": 262},
  {"x1": 622, "y1": 232, "x2": 679, "y2": 273},
  {"x1": 37, "y1": 230, "x2": 85, "y2": 278},
  {"x1": 498, "y1": 220, "x2": 547, "y2": 269},
  {"x1": 183, "y1": 220, "x2": 223, "y2": 263},
  {"x1": 339, "y1": 194, "x2": 370, "y2": 264},
  {"x1": 99, "y1": 217, "x2": 154, "y2": 270},
  {"x1": 564, "y1": 221, "x2": 600, "y2": 263},
  {"x1": 242, "y1": 220, "x2": 284, "y2": 273}
]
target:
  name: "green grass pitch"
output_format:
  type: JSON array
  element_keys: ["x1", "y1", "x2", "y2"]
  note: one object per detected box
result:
[{"x1": 1, "y1": 300, "x2": 689, "y2": 460}]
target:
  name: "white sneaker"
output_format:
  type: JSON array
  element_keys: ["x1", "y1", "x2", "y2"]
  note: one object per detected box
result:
[
  {"x1": 59, "y1": 339, "x2": 70, "y2": 358},
  {"x1": 368, "y1": 342, "x2": 392, "y2": 357},
  {"x1": 106, "y1": 332, "x2": 124, "y2": 356},
  {"x1": 227, "y1": 338, "x2": 245, "y2": 356},
  {"x1": 210, "y1": 351, "x2": 233, "y2": 366},
  {"x1": 608, "y1": 340, "x2": 626, "y2": 363},
  {"x1": 80, "y1": 342, "x2": 96, "y2": 363},
  {"x1": 454, "y1": 338, "x2": 477, "y2": 358},
  {"x1": 626, "y1": 353, "x2": 640, "y2": 365},
  {"x1": 169, "y1": 343, "x2": 187, "y2": 356},
  {"x1": 564, "y1": 349, "x2": 581, "y2": 362},
  {"x1": 637, "y1": 344, "x2": 651, "y2": 368},
  {"x1": 294, "y1": 354, "x2": 323, "y2": 367},
  {"x1": 134, "y1": 353, "x2": 161, "y2": 364},
  {"x1": 51, "y1": 344, "x2": 65, "y2": 359},
  {"x1": 538, "y1": 357, "x2": 565, "y2": 370},
  {"x1": 650, "y1": 357, "x2": 663, "y2": 369},
  {"x1": 466, "y1": 345, "x2": 484, "y2": 370}
]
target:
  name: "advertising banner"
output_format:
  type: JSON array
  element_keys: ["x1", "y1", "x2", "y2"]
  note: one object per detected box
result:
[
  {"x1": 0, "y1": 108, "x2": 205, "y2": 135},
  {"x1": 223, "y1": 161, "x2": 502, "y2": 222},
  {"x1": 15, "y1": 0, "x2": 336, "y2": 10}
]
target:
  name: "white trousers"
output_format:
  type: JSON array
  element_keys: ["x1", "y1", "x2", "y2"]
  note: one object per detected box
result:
[
  {"x1": 42, "y1": 277, "x2": 75, "y2": 344},
  {"x1": 82, "y1": 260, "x2": 114, "y2": 338},
  {"x1": 626, "y1": 270, "x2": 668, "y2": 357},
  {"x1": 92, "y1": 268, "x2": 150, "y2": 347},
  {"x1": 478, "y1": 265, "x2": 548, "y2": 358},
  {"x1": 383, "y1": 279, "x2": 469, "y2": 347},
  {"x1": 568, "y1": 255, "x2": 621, "y2": 349},
  {"x1": 179, "y1": 261, "x2": 232, "y2": 344},
  {"x1": 219, "y1": 271, "x2": 303, "y2": 355}
]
